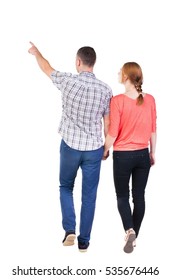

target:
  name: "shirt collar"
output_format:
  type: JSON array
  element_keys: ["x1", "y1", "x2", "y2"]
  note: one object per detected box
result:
[{"x1": 79, "y1": 71, "x2": 95, "y2": 78}]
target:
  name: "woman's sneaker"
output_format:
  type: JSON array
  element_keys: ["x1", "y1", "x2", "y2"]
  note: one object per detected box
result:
[{"x1": 123, "y1": 229, "x2": 136, "y2": 253}]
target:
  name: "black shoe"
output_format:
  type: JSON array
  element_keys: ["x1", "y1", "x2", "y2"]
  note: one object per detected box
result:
[
  {"x1": 78, "y1": 242, "x2": 89, "y2": 252},
  {"x1": 62, "y1": 232, "x2": 76, "y2": 246}
]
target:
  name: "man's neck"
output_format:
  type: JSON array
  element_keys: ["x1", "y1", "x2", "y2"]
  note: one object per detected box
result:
[{"x1": 78, "y1": 66, "x2": 94, "y2": 73}]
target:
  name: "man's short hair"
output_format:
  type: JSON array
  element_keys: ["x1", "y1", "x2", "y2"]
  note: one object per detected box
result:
[{"x1": 77, "y1": 47, "x2": 96, "y2": 67}]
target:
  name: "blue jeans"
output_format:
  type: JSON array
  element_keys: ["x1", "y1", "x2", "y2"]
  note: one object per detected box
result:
[
  {"x1": 113, "y1": 148, "x2": 151, "y2": 237},
  {"x1": 59, "y1": 140, "x2": 103, "y2": 244}
]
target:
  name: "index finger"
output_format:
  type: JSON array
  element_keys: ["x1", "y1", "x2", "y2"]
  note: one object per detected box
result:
[{"x1": 29, "y1": 41, "x2": 35, "y2": 46}]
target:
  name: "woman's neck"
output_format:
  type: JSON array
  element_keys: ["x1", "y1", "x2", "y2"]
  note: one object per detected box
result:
[
  {"x1": 124, "y1": 80, "x2": 136, "y2": 92},
  {"x1": 124, "y1": 80, "x2": 139, "y2": 98}
]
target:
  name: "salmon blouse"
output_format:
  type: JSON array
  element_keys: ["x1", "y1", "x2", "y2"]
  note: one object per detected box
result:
[{"x1": 108, "y1": 94, "x2": 157, "y2": 151}]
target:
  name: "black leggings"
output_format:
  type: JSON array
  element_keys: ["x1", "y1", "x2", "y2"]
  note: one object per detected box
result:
[{"x1": 113, "y1": 148, "x2": 151, "y2": 237}]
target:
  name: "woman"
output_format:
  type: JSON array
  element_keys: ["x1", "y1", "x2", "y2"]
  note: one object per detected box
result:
[{"x1": 103, "y1": 62, "x2": 157, "y2": 253}]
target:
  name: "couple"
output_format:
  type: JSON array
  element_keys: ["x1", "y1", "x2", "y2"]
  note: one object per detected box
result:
[{"x1": 28, "y1": 43, "x2": 157, "y2": 254}]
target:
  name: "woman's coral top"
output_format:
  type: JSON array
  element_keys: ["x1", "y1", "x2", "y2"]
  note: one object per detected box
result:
[{"x1": 108, "y1": 94, "x2": 157, "y2": 151}]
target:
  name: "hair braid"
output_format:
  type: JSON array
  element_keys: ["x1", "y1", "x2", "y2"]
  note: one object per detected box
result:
[
  {"x1": 122, "y1": 62, "x2": 144, "y2": 105},
  {"x1": 134, "y1": 81, "x2": 143, "y2": 105}
]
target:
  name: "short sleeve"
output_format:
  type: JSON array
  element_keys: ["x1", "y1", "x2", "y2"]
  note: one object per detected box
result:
[
  {"x1": 103, "y1": 89, "x2": 113, "y2": 115},
  {"x1": 50, "y1": 71, "x2": 73, "y2": 90},
  {"x1": 108, "y1": 96, "x2": 121, "y2": 138}
]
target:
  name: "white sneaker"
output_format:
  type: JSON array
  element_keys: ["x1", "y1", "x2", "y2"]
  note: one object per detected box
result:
[{"x1": 123, "y1": 229, "x2": 136, "y2": 253}]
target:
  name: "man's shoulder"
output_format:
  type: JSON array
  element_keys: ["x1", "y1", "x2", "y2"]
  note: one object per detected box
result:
[
  {"x1": 94, "y1": 77, "x2": 112, "y2": 92},
  {"x1": 51, "y1": 70, "x2": 76, "y2": 79}
]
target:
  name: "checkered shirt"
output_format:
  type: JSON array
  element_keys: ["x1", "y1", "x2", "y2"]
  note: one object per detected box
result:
[{"x1": 51, "y1": 71, "x2": 112, "y2": 151}]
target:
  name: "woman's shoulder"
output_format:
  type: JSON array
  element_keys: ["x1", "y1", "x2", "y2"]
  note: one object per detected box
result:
[
  {"x1": 112, "y1": 93, "x2": 125, "y2": 100},
  {"x1": 144, "y1": 93, "x2": 156, "y2": 102},
  {"x1": 110, "y1": 94, "x2": 125, "y2": 109}
]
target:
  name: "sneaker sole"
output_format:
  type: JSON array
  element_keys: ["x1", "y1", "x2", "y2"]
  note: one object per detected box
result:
[
  {"x1": 123, "y1": 233, "x2": 136, "y2": 253},
  {"x1": 79, "y1": 248, "x2": 88, "y2": 253},
  {"x1": 63, "y1": 234, "x2": 76, "y2": 246}
]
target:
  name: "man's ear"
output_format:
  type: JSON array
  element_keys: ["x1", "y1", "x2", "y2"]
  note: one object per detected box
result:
[{"x1": 76, "y1": 58, "x2": 81, "y2": 67}]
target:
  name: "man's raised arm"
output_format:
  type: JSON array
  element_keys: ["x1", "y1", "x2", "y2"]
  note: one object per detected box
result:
[{"x1": 28, "y1": 42, "x2": 55, "y2": 78}]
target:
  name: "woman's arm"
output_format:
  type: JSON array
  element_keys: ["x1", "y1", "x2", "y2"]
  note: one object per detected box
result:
[
  {"x1": 103, "y1": 134, "x2": 116, "y2": 160},
  {"x1": 149, "y1": 132, "x2": 157, "y2": 165}
]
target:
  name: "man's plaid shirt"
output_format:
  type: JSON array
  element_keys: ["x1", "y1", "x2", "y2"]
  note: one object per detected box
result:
[{"x1": 51, "y1": 71, "x2": 112, "y2": 151}]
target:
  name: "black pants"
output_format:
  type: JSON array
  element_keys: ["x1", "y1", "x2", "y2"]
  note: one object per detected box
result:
[{"x1": 113, "y1": 148, "x2": 151, "y2": 237}]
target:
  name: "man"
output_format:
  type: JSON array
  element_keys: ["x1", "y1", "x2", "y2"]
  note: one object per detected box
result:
[{"x1": 28, "y1": 42, "x2": 112, "y2": 252}]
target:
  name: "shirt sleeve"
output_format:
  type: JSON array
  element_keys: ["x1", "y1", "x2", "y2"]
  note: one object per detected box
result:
[
  {"x1": 50, "y1": 70, "x2": 73, "y2": 91},
  {"x1": 151, "y1": 97, "x2": 157, "y2": 132},
  {"x1": 108, "y1": 96, "x2": 121, "y2": 138},
  {"x1": 104, "y1": 90, "x2": 113, "y2": 115}
]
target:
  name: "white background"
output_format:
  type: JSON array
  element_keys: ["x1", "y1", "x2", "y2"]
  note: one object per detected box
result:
[{"x1": 0, "y1": 0, "x2": 170, "y2": 279}]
